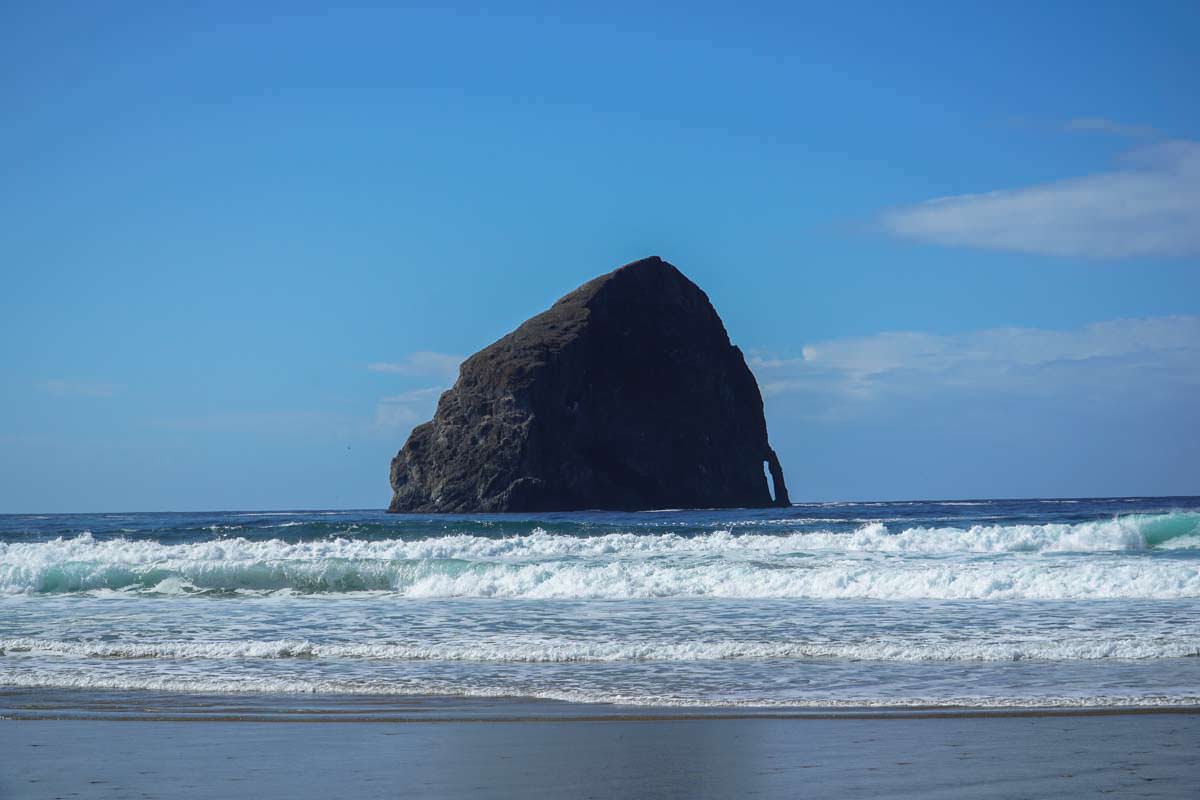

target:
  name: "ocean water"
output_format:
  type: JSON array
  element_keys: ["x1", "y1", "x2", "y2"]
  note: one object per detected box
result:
[{"x1": 2, "y1": 498, "x2": 1199, "y2": 710}]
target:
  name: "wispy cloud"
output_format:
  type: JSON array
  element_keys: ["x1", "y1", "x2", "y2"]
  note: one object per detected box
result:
[
  {"x1": 368, "y1": 351, "x2": 462, "y2": 379},
  {"x1": 368, "y1": 352, "x2": 459, "y2": 434},
  {"x1": 148, "y1": 400, "x2": 444, "y2": 440},
  {"x1": 751, "y1": 315, "x2": 1200, "y2": 417},
  {"x1": 149, "y1": 410, "x2": 355, "y2": 434},
  {"x1": 879, "y1": 139, "x2": 1200, "y2": 259},
  {"x1": 1063, "y1": 117, "x2": 1157, "y2": 139},
  {"x1": 36, "y1": 379, "x2": 121, "y2": 398},
  {"x1": 374, "y1": 387, "x2": 444, "y2": 431}
]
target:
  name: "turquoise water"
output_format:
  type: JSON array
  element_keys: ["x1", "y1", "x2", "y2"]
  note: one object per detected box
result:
[{"x1": 2, "y1": 498, "x2": 1198, "y2": 708}]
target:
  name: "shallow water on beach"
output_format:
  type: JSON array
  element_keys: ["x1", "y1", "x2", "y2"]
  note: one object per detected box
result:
[{"x1": 2, "y1": 498, "x2": 1198, "y2": 709}]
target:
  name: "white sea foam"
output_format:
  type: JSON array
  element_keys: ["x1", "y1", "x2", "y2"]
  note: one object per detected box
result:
[
  {"x1": 0, "y1": 668, "x2": 1194, "y2": 709},
  {"x1": 1, "y1": 513, "x2": 1195, "y2": 599},
  {"x1": 0, "y1": 558, "x2": 1196, "y2": 599},
  {"x1": 3, "y1": 635, "x2": 1196, "y2": 663}
]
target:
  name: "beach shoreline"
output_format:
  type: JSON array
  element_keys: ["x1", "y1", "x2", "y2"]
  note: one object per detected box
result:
[
  {"x1": 5, "y1": 502, "x2": 1197, "y2": 796},
  {"x1": 5, "y1": 687, "x2": 1200, "y2": 722}
]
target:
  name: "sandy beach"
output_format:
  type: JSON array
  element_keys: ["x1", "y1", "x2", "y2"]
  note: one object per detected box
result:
[{"x1": 2, "y1": 696, "x2": 1197, "y2": 799}]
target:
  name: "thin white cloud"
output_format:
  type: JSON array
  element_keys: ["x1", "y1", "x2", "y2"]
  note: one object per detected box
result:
[
  {"x1": 147, "y1": 398, "x2": 444, "y2": 439},
  {"x1": 374, "y1": 387, "x2": 445, "y2": 431},
  {"x1": 880, "y1": 140, "x2": 1200, "y2": 259},
  {"x1": 1063, "y1": 118, "x2": 1157, "y2": 139},
  {"x1": 751, "y1": 315, "x2": 1200, "y2": 412},
  {"x1": 149, "y1": 410, "x2": 354, "y2": 434},
  {"x1": 36, "y1": 379, "x2": 121, "y2": 398},
  {"x1": 368, "y1": 351, "x2": 462, "y2": 379}
]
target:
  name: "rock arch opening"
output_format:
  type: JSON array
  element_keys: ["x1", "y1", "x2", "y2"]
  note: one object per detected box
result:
[{"x1": 763, "y1": 460, "x2": 776, "y2": 504}]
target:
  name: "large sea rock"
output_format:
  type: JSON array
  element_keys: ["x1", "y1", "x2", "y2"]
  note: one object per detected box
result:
[{"x1": 388, "y1": 256, "x2": 790, "y2": 512}]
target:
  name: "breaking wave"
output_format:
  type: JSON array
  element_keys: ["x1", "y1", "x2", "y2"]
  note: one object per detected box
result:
[{"x1": 0, "y1": 513, "x2": 1196, "y2": 599}]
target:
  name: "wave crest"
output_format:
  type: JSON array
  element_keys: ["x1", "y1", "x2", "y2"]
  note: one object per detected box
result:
[{"x1": 1, "y1": 513, "x2": 1196, "y2": 599}]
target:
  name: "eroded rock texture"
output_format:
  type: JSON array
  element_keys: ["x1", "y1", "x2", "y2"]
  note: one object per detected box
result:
[{"x1": 389, "y1": 256, "x2": 790, "y2": 512}]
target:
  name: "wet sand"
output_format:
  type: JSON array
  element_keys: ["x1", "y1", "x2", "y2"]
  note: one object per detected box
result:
[{"x1": 2, "y1": 703, "x2": 1197, "y2": 799}]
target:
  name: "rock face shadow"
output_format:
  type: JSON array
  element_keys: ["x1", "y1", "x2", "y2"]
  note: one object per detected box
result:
[{"x1": 389, "y1": 256, "x2": 790, "y2": 513}]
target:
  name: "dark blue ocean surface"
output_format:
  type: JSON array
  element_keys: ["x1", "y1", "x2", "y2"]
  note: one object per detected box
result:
[{"x1": 2, "y1": 498, "x2": 1198, "y2": 708}]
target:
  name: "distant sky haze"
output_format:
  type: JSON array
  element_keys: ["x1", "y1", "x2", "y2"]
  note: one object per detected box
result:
[{"x1": 2, "y1": 2, "x2": 1197, "y2": 511}]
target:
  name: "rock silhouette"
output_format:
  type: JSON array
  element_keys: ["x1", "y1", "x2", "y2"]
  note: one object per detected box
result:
[{"x1": 388, "y1": 256, "x2": 790, "y2": 512}]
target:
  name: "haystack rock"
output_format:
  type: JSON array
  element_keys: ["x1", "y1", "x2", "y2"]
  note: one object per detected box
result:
[{"x1": 388, "y1": 256, "x2": 790, "y2": 512}]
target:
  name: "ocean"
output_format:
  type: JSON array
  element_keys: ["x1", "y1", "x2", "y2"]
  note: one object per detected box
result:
[{"x1": 2, "y1": 498, "x2": 1198, "y2": 714}]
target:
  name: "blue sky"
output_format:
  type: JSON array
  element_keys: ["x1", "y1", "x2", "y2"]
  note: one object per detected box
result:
[{"x1": 2, "y1": 2, "x2": 1197, "y2": 511}]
